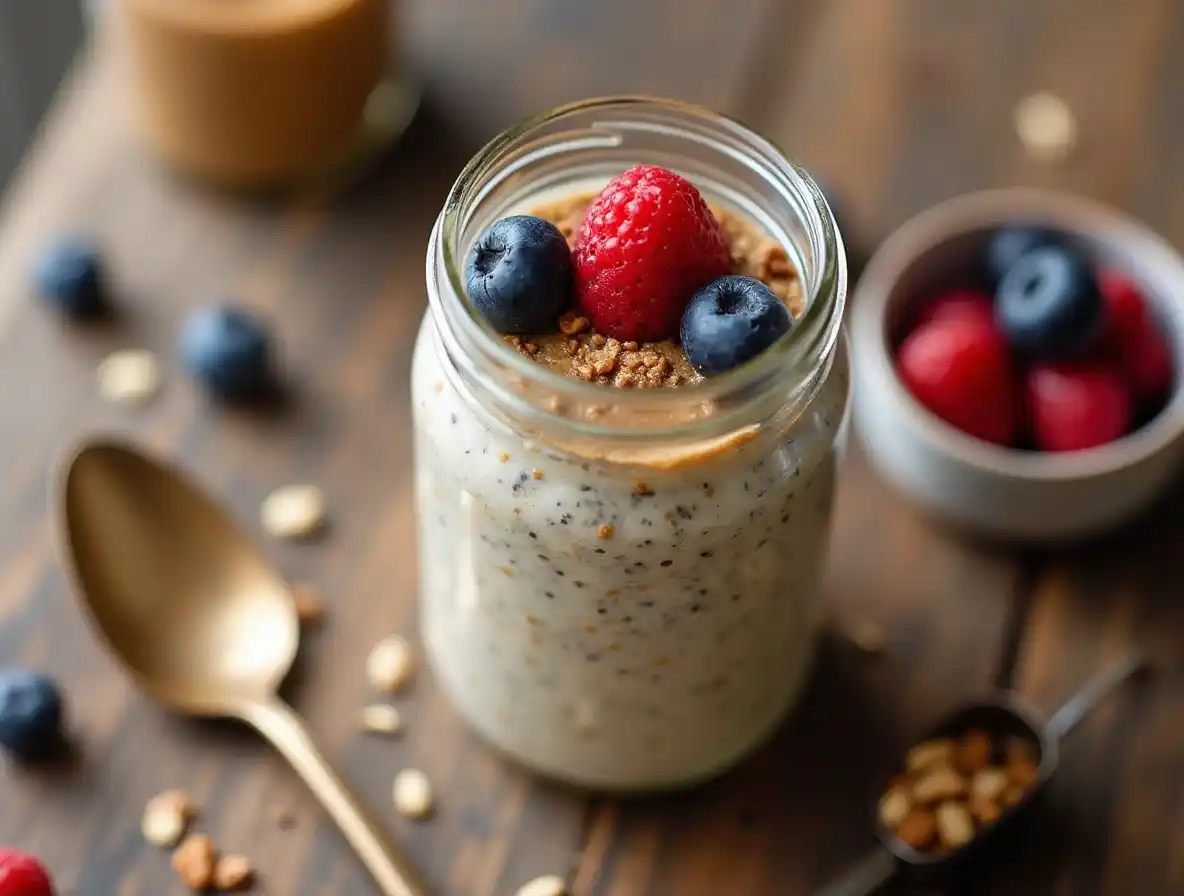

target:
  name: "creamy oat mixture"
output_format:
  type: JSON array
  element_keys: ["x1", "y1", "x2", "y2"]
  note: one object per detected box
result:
[{"x1": 412, "y1": 190, "x2": 848, "y2": 789}]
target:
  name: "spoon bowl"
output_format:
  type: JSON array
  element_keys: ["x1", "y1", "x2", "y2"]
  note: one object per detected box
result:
[
  {"x1": 56, "y1": 437, "x2": 431, "y2": 896},
  {"x1": 873, "y1": 692, "x2": 1056, "y2": 876},
  {"x1": 60, "y1": 440, "x2": 297, "y2": 715}
]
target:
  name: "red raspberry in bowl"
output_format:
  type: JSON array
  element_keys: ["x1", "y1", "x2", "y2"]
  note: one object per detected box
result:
[
  {"x1": 897, "y1": 314, "x2": 1018, "y2": 445},
  {"x1": 1026, "y1": 362, "x2": 1132, "y2": 452},
  {"x1": 574, "y1": 165, "x2": 731, "y2": 342},
  {"x1": 1098, "y1": 270, "x2": 1173, "y2": 404},
  {"x1": 914, "y1": 289, "x2": 995, "y2": 330},
  {"x1": 0, "y1": 849, "x2": 54, "y2": 896}
]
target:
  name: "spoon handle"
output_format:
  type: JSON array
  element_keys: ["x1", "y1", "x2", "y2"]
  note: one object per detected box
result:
[
  {"x1": 1048, "y1": 651, "x2": 1148, "y2": 740},
  {"x1": 244, "y1": 698, "x2": 432, "y2": 896},
  {"x1": 812, "y1": 846, "x2": 896, "y2": 896}
]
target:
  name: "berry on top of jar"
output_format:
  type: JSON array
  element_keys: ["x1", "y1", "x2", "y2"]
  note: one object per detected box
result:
[
  {"x1": 896, "y1": 224, "x2": 1173, "y2": 452},
  {"x1": 463, "y1": 164, "x2": 804, "y2": 387}
]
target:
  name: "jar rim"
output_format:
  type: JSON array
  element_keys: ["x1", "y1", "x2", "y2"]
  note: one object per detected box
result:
[{"x1": 428, "y1": 95, "x2": 846, "y2": 445}]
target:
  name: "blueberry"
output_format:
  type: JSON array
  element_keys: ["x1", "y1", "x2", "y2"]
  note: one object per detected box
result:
[
  {"x1": 33, "y1": 234, "x2": 105, "y2": 316},
  {"x1": 465, "y1": 216, "x2": 573, "y2": 333},
  {"x1": 984, "y1": 225, "x2": 1063, "y2": 290},
  {"x1": 996, "y1": 246, "x2": 1104, "y2": 359},
  {"x1": 681, "y1": 275, "x2": 792, "y2": 375},
  {"x1": 179, "y1": 304, "x2": 275, "y2": 401},
  {"x1": 0, "y1": 669, "x2": 64, "y2": 762}
]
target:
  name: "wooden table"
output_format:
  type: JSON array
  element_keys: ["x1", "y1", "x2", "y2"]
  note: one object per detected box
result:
[{"x1": 1, "y1": 2, "x2": 1181, "y2": 893}]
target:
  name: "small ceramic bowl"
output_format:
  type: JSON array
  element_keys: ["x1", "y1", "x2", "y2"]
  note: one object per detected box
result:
[{"x1": 849, "y1": 189, "x2": 1184, "y2": 542}]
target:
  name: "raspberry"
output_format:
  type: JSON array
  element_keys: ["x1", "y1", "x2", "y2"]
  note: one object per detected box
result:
[
  {"x1": 1098, "y1": 270, "x2": 1173, "y2": 403},
  {"x1": 573, "y1": 165, "x2": 730, "y2": 342},
  {"x1": 1026, "y1": 362, "x2": 1132, "y2": 452},
  {"x1": 914, "y1": 289, "x2": 995, "y2": 329},
  {"x1": 0, "y1": 849, "x2": 54, "y2": 896},
  {"x1": 897, "y1": 315, "x2": 1018, "y2": 445}
]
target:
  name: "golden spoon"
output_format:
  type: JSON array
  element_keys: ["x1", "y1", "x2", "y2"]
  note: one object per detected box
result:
[{"x1": 56, "y1": 438, "x2": 431, "y2": 896}]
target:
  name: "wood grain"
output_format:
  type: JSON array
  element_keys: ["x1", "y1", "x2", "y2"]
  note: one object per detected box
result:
[{"x1": 0, "y1": 1, "x2": 1180, "y2": 894}]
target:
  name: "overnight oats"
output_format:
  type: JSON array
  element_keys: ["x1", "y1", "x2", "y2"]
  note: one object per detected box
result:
[{"x1": 413, "y1": 98, "x2": 849, "y2": 791}]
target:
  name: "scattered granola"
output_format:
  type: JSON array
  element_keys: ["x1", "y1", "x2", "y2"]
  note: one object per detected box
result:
[
  {"x1": 97, "y1": 349, "x2": 161, "y2": 404},
  {"x1": 142, "y1": 789, "x2": 195, "y2": 848},
  {"x1": 367, "y1": 636, "x2": 415, "y2": 693},
  {"x1": 172, "y1": 834, "x2": 216, "y2": 891},
  {"x1": 880, "y1": 729, "x2": 1040, "y2": 854},
  {"x1": 261, "y1": 484, "x2": 326, "y2": 540},
  {"x1": 291, "y1": 582, "x2": 325, "y2": 626},
  {"x1": 212, "y1": 854, "x2": 254, "y2": 892},
  {"x1": 392, "y1": 768, "x2": 434, "y2": 819},
  {"x1": 361, "y1": 704, "x2": 403, "y2": 736}
]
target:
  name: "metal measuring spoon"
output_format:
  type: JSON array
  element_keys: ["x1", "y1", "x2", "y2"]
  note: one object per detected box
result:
[
  {"x1": 57, "y1": 439, "x2": 432, "y2": 896},
  {"x1": 815, "y1": 652, "x2": 1148, "y2": 896}
]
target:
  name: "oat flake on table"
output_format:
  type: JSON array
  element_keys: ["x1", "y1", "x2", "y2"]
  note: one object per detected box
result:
[
  {"x1": 261, "y1": 484, "x2": 326, "y2": 539},
  {"x1": 392, "y1": 768, "x2": 434, "y2": 819},
  {"x1": 1015, "y1": 91, "x2": 1077, "y2": 163},
  {"x1": 367, "y1": 635, "x2": 415, "y2": 692},
  {"x1": 360, "y1": 704, "x2": 403, "y2": 735},
  {"x1": 515, "y1": 874, "x2": 568, "y2": 896},
  {"x1": 97, "y1": 349, "x2": 161, "y2": 404}
]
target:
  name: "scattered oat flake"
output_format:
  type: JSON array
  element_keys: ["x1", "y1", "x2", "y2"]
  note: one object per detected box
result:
[
  {"x1": 843, "y1": 616, "x2": 885, "y2": 655},
  {"x1": 393, "y1": 768, "x2": 434, "y2": 819},
  {"x1": 172, "y1": 833, "x2": 216, "y2": 891},
  {"x1": 261, "y1": 484, "x2": 326, "y2": 540},
  {"x1": 212, "y1": 854, "x2": 254, "y2": 892},
  {"x1": 291, "y1": 582, "x2": 325, "y2": 625},
  {"x1": 361, "y1": 704, "x2": 403, "y2": 735},
  {"x1": 1015, "y1": 91, "x2": 1077, "y2": 163},
  {"x1": 367, "y1": 635, "x2": 414, "y2": 692},
  {"x1": 97, "y1": 349, "x2": 160, "y2": 404},
  {"x1": 516, "y1": 874, "x2": 568, "y2": 896},
  {"x1": 142, "y1": 789, "x2": 195, "y2": 847}
]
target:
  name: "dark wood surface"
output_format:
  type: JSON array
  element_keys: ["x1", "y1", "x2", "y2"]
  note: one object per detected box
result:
[{"x1": 0, "y1": 1, "x2": 1181, "y2": 894}]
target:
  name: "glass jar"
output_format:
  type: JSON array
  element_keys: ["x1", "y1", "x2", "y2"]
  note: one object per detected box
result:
[{"x1": 413, "y1": 97, "x2": 849, "y2": 791}]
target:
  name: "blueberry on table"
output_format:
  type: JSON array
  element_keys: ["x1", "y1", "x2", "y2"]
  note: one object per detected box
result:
[
  {"x1": 179, "y1": 304, "x2": 275, "y2": 401},
  {"x1": 32, "y1": 234, "x2": 105, "y2": 317},
  {"x1": 995, "y1": 246, "x2": 1104, "y2": 359},
  {"x1": 984, "y1": 225, "x2": 1063, "y2": 291},
  {"x1": 465, "y1": 215, "x2": 573, "y2": 333},
  {"x1": 0, "y1": 668, "x2": 65, "y2": 762},
  {"x1": 681, "y1": 275, "x2": 792, "y2": 375}
]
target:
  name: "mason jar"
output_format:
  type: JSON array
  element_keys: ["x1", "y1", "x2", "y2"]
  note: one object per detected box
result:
[{"x1": 413, "y1": 97, "x2": 849, "y2": 791}]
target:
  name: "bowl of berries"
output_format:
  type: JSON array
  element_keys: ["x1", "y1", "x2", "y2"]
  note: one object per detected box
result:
[{"x1": 849, "y1": 189, "x2": 1184, "y2": 542}]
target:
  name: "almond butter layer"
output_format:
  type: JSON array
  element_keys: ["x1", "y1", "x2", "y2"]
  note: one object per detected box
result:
[{"x1": 506, "y1": 194, "x2": 803, "y2": 389}]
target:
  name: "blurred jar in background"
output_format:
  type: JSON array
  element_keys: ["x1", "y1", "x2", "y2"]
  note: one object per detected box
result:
[{"x1": 106, "y1": 0, "x2": 415, "y2": 191}]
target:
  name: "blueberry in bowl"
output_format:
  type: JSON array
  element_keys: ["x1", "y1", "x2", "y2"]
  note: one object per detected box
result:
[
  {"x1": 466, "y1": 215, "x2": 573, "y2": 333},
  {"x1": 983, "y1": 225, "x2": 1062, "y2": 291},
  {"x1": 681, "y1": 275, "x2": 792, "y2": 375},
  {"x1": 995, "y1": 244, "x2": 1105, "y2": 360}
]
